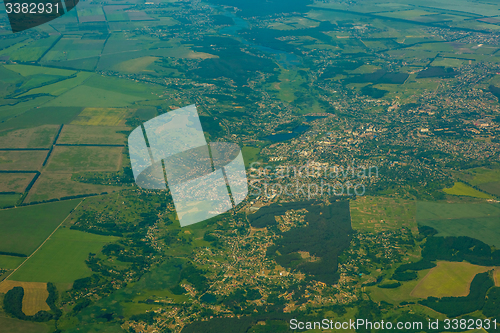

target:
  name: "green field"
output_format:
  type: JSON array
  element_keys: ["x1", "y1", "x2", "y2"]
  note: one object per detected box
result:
[
  {"x1": 0, "y1": 199, "x2": 81, "y2": 256},
  {"x1": 242, "y1": 146, "x2": 261, "y2": 168},
  {"x1": 5, "y1": 64, "x2": 76, "y2": 77},
  {"x1": 9, "y1": 228, "x2": 119, "y2": 283},
  {"x1": 0, "y1": 151, "x2": 48, "y2": 171},
  {"x1": 443, "y1": 182, "x2": 493, "y2": 199},
  {"x1": 0, "y1": 316, "x2": 50, "y2": 333},
  {"x1": 19, "y1": 72, "x2": 94, "y2": 97},
  {"x1": 0, "y1": 125, "x2": 59, "y2": 148},
  {"x1": 45, "y1": 85, "x2": 146, "y2": 108},
  {"x1": 350, "y1": 196, "x2": 417, "y2": 232},
  {"x1": 411, "y1": 261, "x2": 492, "y2": 299},
  {"x1": 47, "y1": 146, "x2": 123, "y2": 172},
  {"x1": 417, "y1": 201, "x2": 500, "y2": 247},
  {"x1": 58, "y1": 125, "x2": 129, "y2": 145},
  {"x1": 0, "y1": 193, "x2": 22, "y2": 208},
  {"x1": 0, "y1": 255, "x2": 25, "y2": 270},
  {"x1": 0, "y1": 173, "x2": 35, "y2": 192},
  {"x1": 456, "y1": 167, "x2": 500, "y2": 196}
]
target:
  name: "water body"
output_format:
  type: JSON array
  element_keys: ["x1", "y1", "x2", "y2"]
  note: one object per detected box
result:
[
  {"x1": 217, "y1": 9, "x2": 301, "y2": 69},
  {"x1": 265, "y1": 125, "x2": 309, "y2": 142},
  {"x1": 304, "y1": 115, "x2": 327, "y2": 122}
]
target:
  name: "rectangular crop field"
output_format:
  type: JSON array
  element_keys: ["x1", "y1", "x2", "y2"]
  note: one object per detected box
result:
[
  {"x1": 0, "y1": 281, "x2": 50, "y2": 316},
  {"x1": 410, "y1": 261, "x2": 493, "y2": 299},
  {"x1": 0, "y1": 199, "x2": 81, "y2": 256},
  {"x1": 9, "y1": 229, "x2": 119, "y2": 284},
  {"x1": 0, "y1": 151, "x2": 47, "y2": 171},
  {"x1": 350, "y1": 196, "x2": 417, "y2": 232},
  {"x1": 46, "y1": 146, "x2": 123, "y2": 172},
  {"x1": 71, "y1": 108, "x2": 133, "y2": 126},
  {"x1": 417, "y1": 201, "x2": 500, "y2": 247},
  {"x1": 45, "y1": 85, "x2": 145, "y2": 108},
  {"x1": 0, "y1": 193, "x2": 22, "y2": 208},
  {"x1": 58, "y1": 125, "x2": 129, "y2": 145},
  {"x1": 0, "y1": 173, "x2": 35, "y2": 192},
  {"x1": 25, "y1": 173, "x2": 119, "y2": 203},
  {"x1": 0, "y1": 125, "x2": 59, "y2": 148}
]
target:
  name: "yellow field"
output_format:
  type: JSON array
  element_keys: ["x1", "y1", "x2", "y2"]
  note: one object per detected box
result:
[
  {"x1": 411, "y1": 261, "x2": 494, "y2": 298},
  {"x1": 494, "y1": 268, "x2": 500, "y2": 287},
  {"x1": 0, "y1": 281, "x2": 50, "y2": 316},
  {"x1": 443, "y1": 182, "x2": 493, "y2": 199},
  {"x1": 71, "y1": 108, "x2": 132, "y2": 126},
  {"x1": 114, "y1": 56, "x2": 158, "y2": 73}
]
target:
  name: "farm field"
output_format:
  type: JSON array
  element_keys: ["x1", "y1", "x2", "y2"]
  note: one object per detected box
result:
[
  {"x1": 46, "y1": 146, "x2": 124, "y2": 172},
  {"x1": 0, "y1": 107, "x2": 83, "y2": 132},
  {"x1": 0, "y1": 316, "x2": 50, "y2": 333},
  {"x1": 18, "y1": 72, "x2": 94, "y2": 98},
  {"x1": 0, "y1": 173, "x2": 35, "y2": 193},
  {"x1": 455, "y1": 166, "x2": 500, "y2": 196},
  {"x1": 0, "y1": 125, "x2": 59, "y2": 149},
  {"x1": 443, "y1": 182, "x2": 493, "y2": 199},
  {"x1": 0, "y1": 255, "x2": 25, "y2": 270},
  {"x1": 366, "y1": 269, "x2": 431, "y2": 304},
  {"x1": 410, "y1": 261, "x2": 494, "y2": 298},
  {"x1": 58, "y1": 125, "x2": 129, "y2": 145},
  {"x1": 71, "y1": 108, "x2": 133, "y2": 126},
  {"x1": 0, "y1": 281, "x2": 50, "y2": 316},
  {"x1": 417, "y1": 201, "x2": 500, "y2": 247},
  {"x1": 0, "y1": 151, "x2": 48, "y2": 171},
  {"x1": 0, "y1": 199, "x2": 81, "y2": 256},
  {"x1": 350, "y1": 196, "x2": 417, "y2": 232},
  {"x1": 0, "y1": 194, "x2": 22, "y2": 208},
  {"x1": 25, "y1": 173, "x2": 119, "y2": 203},
  {"x1": 45, "y1": 85, "x2": 145, "y2": 108},
  {"x1": 9, "y1": 228, "x2": 119, "y2": 284},
  {"x1": 242, "y1": 146, "x2": 261, "y2": 168}
]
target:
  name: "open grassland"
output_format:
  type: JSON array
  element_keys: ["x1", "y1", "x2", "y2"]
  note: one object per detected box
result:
[
  {"x1": 350, "y1": 196, "x2": 417, "y2": 232},
  {"x1": 417, "y1": 201, "x2": 500, "y2": 247},
  {"x1": 25, "y1": 173, "x2": 119, "y2": 203},
  {"x1": 411, "y1": 261, "x2": 494, "y2": 298},
  {"x1": 58, "y1": 125, "x2": 129, "y2": 145},
  {"x1": 4, "y1": 64, "x2": 76, "y2": 77},
  {"x1": 0, "y1": 255, "x2": 25, "y2": 270},
  {"x1": 46, "y1": 146, "x2": 123, "y2": 172},
  {"x1": 0, "y1": 194, "x2": 22, "y2": 208},
  {"x1": 0, "y1": 281, "x2": 50, "y2": 316},
  {"x1": 367, "y1": 269, "x2": 431, "y2": 304},
  {"x1": 456, "y1": 167, "x2": 500, "y2": 196},
  {"x1": 0, "y1": 173, "x2": 35, "y2": 192},
  {"x1": 42, "y1": 37, "x2": 106, "y2": 62},
  {"x1": 9, "y1": 229, "x2": 119, "y2": 284},
  {"x1": 0, "y1": 151, "x2": 47, "y2": 171},
  {"x1": 0, "y1": 199, "x2": 80, "y2": 256},
  {"x1": 242, "y1": 146, "x2": 261, "y2": 168},
  {"x1": 443, "y1": 182, "x2": 493, "y2": 199},
  {"x1": 113, "y1": 56, "x2": 159, "y2": 73},
  {"x1": 19, "y1": 72, "x2": 94, "y2": 98},
  {"x1": 0, "y1": 316, "x2": 49, "y2": 333},
  {"x1": 45, "y1": 85, "x2": 145, "y2": 108},
  {"x1": 0, "y1": 107, "x2": 83, "y2": 132},
  {"x1": 71, "y1": 108, "x2": 132, "y2": 126},
  {"x1": 0, "y1": 125, "x2": 59, "y2": 148},
  {"x1": 0, "y1": 36, "x2": 59, "y2": 62}
]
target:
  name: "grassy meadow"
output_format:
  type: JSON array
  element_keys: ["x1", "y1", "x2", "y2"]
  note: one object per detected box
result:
[
  {"x1": 9, "y1": 228, "x2": 119, "y2": 284},
  {"x1": 0, "y1": 199, "x2": 81, "y2": 256}
]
